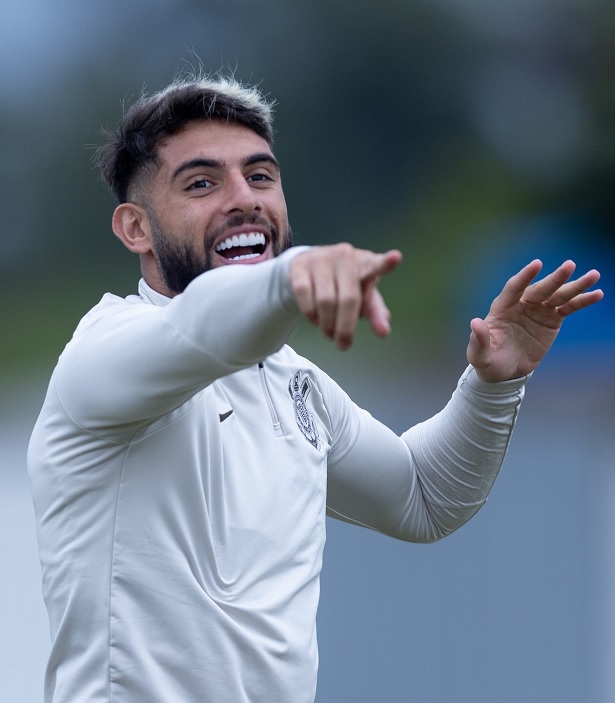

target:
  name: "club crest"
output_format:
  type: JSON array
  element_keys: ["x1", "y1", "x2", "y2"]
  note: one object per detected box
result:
[{"x1": 288, "y1": 371, "x2": 320, "y2": 449}]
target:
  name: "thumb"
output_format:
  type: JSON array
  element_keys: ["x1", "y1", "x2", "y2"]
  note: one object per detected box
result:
[{"x1": 466, "y1": 317, "x2": 491, "y2": 368}]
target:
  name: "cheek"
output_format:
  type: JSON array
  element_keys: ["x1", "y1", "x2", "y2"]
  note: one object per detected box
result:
[
  {"x1": 270, "y1": 192, "x2": 289, "y2": 224},
  {"x1": 174, "y1": 205, "x2": 213, "y2": 239}
]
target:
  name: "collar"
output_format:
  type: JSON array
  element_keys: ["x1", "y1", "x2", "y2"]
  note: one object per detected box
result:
[{"x1": 138, "y1": 278, "x2": 172, "y2": 308}]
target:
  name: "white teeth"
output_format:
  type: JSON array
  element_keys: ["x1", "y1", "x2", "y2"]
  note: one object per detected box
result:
[
  {"x1": 228, "y1": 253, "x2": 260, "y2": 261},
  {"x1": 215, "y1": 232, "x2": 266, "y2": 252}
]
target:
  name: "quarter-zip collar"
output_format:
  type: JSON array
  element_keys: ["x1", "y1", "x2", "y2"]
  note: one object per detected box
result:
[{"x1": 138, "y1": 278, "x2": 172, "y2": 308}]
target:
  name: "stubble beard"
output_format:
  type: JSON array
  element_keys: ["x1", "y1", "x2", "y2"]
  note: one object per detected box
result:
[{"x1": 148, "y1": 210, "x2": 293, "y2": 295}]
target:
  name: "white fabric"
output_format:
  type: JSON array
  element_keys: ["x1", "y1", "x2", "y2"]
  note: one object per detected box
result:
[{"x1": 28, "y1": 247, "x2": 527, "y2": 702}]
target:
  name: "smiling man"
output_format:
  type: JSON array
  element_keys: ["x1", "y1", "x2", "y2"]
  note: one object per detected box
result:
[
  {"x1": 113, "y1": 119, "x2": 293, "y2": 296},
  {"x1": 27, "y1": 74, "x2": 602, "y2": 703}
]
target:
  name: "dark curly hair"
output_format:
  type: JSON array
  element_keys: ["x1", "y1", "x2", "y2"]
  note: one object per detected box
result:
[{"x1": 95, "y1": 73, "x2": 275, "y2": 204}]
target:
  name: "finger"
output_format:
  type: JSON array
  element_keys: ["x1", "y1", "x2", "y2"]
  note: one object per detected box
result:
[
  {"x1": 521, "y1": 260, "x2": 578, "y2": 305},
  {"x1": 556, "y1": 288, "x2": 604, "y2": 317},
  {"x1": 290, "y1": 249, "x2": 346, "y2": 335},
  {"x1": 544, "y1": 268, "x2": 601, "y2": 307},
  {"x1": 356, "y1": 249, "x2": 402, "y2": 339},
  {"x1": 312, "y1": 256, "x2": 339, "y2": 340},
  {"x1": 493, "y1": 260, "x2": 544, "y2": 310},
  {"x1": 324, "y1": 246, "x2": 401, "y2": 347},
  {"x1": 361, "y1": 285, "x2": 392, "y2": 338},
  {"x1": 289, "y1": 257, "x2": 317, "y2": 325},
  {"x1": 466, "y1": 317, "x2": 492, "y2": 368},
  {"x1": 332, "y1": 258, "x2": 362, "y2": 350},
  {"x1": 357, "y1": 248, "x2": 403, "y2": 282},
  {"x1": 289, "y1": 245, "x2": 403, "y2": 346}
]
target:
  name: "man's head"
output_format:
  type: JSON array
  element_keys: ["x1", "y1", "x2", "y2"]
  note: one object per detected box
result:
[
  {"x1": 96, "y1": 74, "x2": 292, "y2": 296},
  {"x1": 97, "y1": 74, "x2": 275, "y2": 205}
]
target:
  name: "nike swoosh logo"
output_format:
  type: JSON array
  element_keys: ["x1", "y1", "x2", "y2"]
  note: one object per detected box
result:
[{"x1": 219, "y1": 410, "x2": 234, "y2": 423}]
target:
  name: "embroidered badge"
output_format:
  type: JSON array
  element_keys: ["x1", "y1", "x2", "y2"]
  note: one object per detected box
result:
[{"x1": 288, "y1": 371, "x2": 320, "y2": 449}]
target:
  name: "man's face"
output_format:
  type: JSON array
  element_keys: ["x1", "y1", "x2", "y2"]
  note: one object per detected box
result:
[{"x1": 143, "y1": 120, "x2": 292, "y2": 295}]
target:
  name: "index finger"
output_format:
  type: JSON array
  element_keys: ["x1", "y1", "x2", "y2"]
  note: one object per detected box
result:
[
  {"x1": 494, "y1": 259, "x2": 544, "y2": 310},
  {"x1": 359, "y1": 249, "x2": 403, "y2": 280},
  {"x1": 521, "y1": 260, "x2": 578, "y2": 305}
]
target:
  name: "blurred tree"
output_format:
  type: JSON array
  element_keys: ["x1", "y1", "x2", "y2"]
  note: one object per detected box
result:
[{"x1": 1, "y1": 0, "x2": 612, "y2": 376}]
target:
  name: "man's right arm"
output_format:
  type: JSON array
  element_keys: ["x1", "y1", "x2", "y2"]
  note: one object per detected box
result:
[
  {"x1": 56, "y1": 243, "x2": 402, "y2": 431},
  {"x1": 56, "y1": 248, "x2": 305, "y2": 430}
]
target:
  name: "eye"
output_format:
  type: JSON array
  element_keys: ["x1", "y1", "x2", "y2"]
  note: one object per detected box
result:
[
  {"x1": 247, "y1": 172, "x2": 274, "y2": 184},
  {"x1": 187, "y1": 178, "x2": 214, "y2": 191}
]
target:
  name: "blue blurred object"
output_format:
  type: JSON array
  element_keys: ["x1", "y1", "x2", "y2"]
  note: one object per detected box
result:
[{"x1": 463, "y1": 212, "x2": 613, "y2": 348}]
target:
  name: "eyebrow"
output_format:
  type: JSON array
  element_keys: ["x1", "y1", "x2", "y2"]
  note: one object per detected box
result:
[
  {"x1": 171, "y1": 153, "x2": 280, "y2": 182},
  {"x1": 243, "y1": 153, "x2": 280, "y2": 170}
]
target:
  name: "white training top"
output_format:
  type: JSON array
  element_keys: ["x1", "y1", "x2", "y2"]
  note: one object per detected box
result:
[{"x1": 28, "y1": 248, "x2": 527, "y2": 702}]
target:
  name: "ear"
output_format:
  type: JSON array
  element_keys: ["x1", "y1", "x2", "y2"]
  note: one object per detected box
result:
[{"x1": 112, "y1": 203, "x2": 152, "y2": 254}]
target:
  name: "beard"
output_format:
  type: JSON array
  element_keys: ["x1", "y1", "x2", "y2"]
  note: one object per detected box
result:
[{"x1": 147, "y1": 209, "x2": 293, "y2": 295}]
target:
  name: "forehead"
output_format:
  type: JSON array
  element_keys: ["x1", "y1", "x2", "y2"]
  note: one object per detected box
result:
[{"x1": 156, "y1": 120, "x2": 274, "y2": 173}]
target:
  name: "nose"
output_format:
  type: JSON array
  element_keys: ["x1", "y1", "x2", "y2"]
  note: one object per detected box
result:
[{"x1": 222, "y1": 173, "x2": 262, "y2": 215}]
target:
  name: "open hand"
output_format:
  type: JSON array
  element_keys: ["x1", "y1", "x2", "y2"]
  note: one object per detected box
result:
[
  {"x1": 289, "y1": 244, "x2": 403, "y2": 350},
  {"x1": 467, "y1": 259, "x2": 603, "y2": 382}
]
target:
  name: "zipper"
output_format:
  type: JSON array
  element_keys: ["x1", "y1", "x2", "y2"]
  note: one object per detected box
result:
[{"x1": 258, "y1": 362, "x2": 284, "y2": 437}]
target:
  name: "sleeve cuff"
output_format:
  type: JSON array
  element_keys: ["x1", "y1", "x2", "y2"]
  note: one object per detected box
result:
[{"x1": 462, "y1": 364, "x2": 532, "y2": 395}]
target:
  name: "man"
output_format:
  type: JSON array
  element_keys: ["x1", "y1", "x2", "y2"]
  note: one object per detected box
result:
[{"x1": 28, "y1": 74, "x2": 602, "y2": 703}]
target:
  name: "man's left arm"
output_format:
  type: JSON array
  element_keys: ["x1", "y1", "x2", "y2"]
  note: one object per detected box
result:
[
  {"x1": 325, "y1": 366, "x2": 526, "y2": 542},
  {"x1": 324, "y1": 257, "x2": 603, "y2": 541}
]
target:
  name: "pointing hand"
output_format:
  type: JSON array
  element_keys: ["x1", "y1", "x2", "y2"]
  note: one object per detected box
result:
[{"x1": 289, "y1": 244, "x2": 403, "y2": 350}]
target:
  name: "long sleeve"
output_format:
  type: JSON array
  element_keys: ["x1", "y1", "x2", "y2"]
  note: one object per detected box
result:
[
  {"x1": 55, "y1": 248, "x2": 306, "y2": 432},
  {"x1": 325, "y1": 365, "x2": 527, "y2": 542}
]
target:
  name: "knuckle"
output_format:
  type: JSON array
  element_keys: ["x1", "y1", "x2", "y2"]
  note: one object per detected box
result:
[
  {"x1": 332, "y1": 242, "x2": 355, "y2": 259},
  {"x1": 291, "y1": 279, "x2": 311, "y2": 298},
  {"x1": 318, "y1": 293, "x2": 336, "y2": 310},
  {"x1": 338, "y1": 291, "x2": 360, "y2": 309}
]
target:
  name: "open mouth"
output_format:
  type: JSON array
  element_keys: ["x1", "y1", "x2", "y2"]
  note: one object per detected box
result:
[{"x1": 215, "y1": 232, "x2": 267, "y2": 261}]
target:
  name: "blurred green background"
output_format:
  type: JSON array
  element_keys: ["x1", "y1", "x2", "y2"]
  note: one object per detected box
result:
[
  {"x1": 2, "y1": 0, "x2": 613, "y2": 377},
  {"x1": 1, "y1": 1, "x2": 613, "y2": 701}
]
